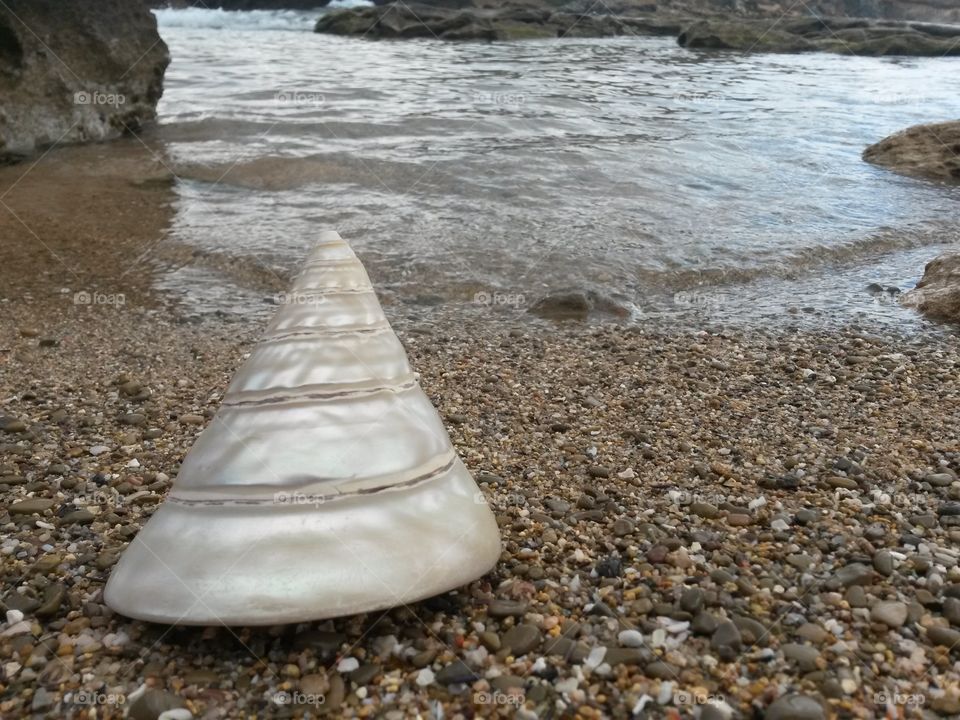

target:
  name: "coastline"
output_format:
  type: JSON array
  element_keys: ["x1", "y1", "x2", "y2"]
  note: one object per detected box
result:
[{"x1": 2, "y1": 158, "x2": 960, "y2": 716}]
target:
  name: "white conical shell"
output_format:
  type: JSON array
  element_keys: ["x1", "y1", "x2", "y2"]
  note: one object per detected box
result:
[{"x1": 104, "y1": 231, "x2": 501, "y2": 625}]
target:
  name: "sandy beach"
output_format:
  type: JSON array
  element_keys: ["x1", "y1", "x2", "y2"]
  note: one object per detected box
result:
[{"x1": 3, "y1": 146, "x2": 960, "y2": 717}]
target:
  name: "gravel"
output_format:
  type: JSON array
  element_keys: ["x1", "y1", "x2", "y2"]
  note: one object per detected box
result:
[{"x1": 2, "y1": 291, "x2": 960, "y2": 717}]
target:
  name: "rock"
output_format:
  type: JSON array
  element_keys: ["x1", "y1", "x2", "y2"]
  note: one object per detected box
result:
[
  {"x1": 679, "y1": 19, "x2": 814, "y2": 52},
  {"x1": 435, "y1": 659, "x2": 477, "y2": 684},
  {"x1": 617, "y1": 629, "x2": 645, "y2": 647},
  {"x1": 529, "y1": 291, "x2": 593, "y2": 321},
  {"x1": 691, "y1": 502, "x2": 720, "y2": 519},
  {"x1": 871, "y1": 601, "x2": 908, "y2": 628},
  {"x1": 8, "y1": 499, "x2": 54, "y2": 515},
  {"x1": 928, "y1": 625, "x2": 960, "y2": 648},
  {"x1": 943, "y1": 597, "x2": 960, "y2": 626},
  {"x1": 35, "y1": 583, "x2": 66, "y2": 617},
  {"x1": 828, "y1": 562, "x2": 873, "y2": 590},
  {"x1": 692, "y1": 611, "x2": 718, "y2": 635},
  {"x1": 865, "y1": 120, "x2": 960, "y2": 184},
  {"x1": 782, "y1": 643, "x2": 820, "y2": 672},
  {"x1": 680, "y1": 587, "x2": 704, "y2": 613},
  {"x1": 59, "y1": 509, "x2": 95, "y2": 525},
  {"x1": 733, "y1": 615, "x2": 769, "y2": 645},
  {"x1": 603, "y1": 647, "x2": 647, "y2": 666},
  {"x1": 595, "y1": 555, "x2": 622, "y2": 578},
  {"x1": 873, "y1": 550, "x2": 894, "y2": 576},
  {"x1": 795, "y1": 623, "x2": 829, "y2": 644},
  {"x1": 901, "y1": 253, "x2": 960, "y2": 323},
  {"x1": 726, "y1": 513, "x2": 752, "y2": 526},
  {"x1": 612, "y1": 517, "x2": 634, "y2": 536},
  {"x1": 845, "y1": 586, "x2": 868, "y2": 608},
  {"x1": 644, "y1": 660, "x2": 676, "y2": 679},
  {"x1": 127, "y1": 689, "x2": 187, "y2": 720},
  {"x1": 0, "y1": 417, "x2": 27, "y2": 433},
  {"x1": 765, "y1": 693, "x2": 826, "y2": 720},
  {"x1": 31, "y1": 688, "x2": 53, "y2": 712},
  {"x1": 488, "y1": 599, "x2": 528, "y2": 617},
  {"x1": 711, "y1": 621, "x2": 742, "y2": 654},
  {"x1": 502, "y1": 624, "x2": 541, "y2": 656},
  {"x1": 0, "y1": 0, "x2": 169, "y2": 162}
]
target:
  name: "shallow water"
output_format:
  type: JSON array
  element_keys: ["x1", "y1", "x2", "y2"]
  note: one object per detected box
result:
[{"x1": 149, "y1": 8, "x2": 960, "y2": 332}]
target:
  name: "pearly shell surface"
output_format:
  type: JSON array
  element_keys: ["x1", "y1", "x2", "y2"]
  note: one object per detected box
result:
[{"x1": 103, "y1": 231, "x2": 501, "y2": 625}]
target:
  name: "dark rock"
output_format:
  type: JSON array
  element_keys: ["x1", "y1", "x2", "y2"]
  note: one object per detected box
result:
[
  {"x1": 435, "y1": 659, "x2": 478, "y2": 684},
  {"x1": 127, "y1": 689, "x2": 186, "y2": 720}
]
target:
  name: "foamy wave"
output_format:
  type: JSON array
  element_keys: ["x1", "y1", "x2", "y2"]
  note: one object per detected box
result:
[{"x1": 153, "y1": 4, "x2": 373, "y2": 32}]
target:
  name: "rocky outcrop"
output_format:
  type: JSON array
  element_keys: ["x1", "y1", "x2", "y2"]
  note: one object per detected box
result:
[
  {"x1": 0, "y1": 0, "x2": 168, "y2": 162},
  {"x1": 152, "y1": 1, "x2": 330, "y2": 8},
  {"x1": 863, "y1": 121, "x2": 960, "y2": 182},
  {"x1": 316, "y1": 4, "x2": 687, "y2": 40},
  {"x1": 678, "y1": 16, "x2": 960, "y2": 54},
  {"x1": 902, "y1": 254, "x2": 960, "y2": 323}
]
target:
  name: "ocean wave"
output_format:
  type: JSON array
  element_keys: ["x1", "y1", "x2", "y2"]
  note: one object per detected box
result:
[{"x1": 152, "y1": 4, "x2": 372, "y2": 32}]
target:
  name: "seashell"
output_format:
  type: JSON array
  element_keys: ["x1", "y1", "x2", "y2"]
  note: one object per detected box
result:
[{"x1": 104, "y1": 231, "x2": 501, "y2": 625}]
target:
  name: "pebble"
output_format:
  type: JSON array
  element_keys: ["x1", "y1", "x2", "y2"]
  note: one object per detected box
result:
[
  {"x1": 127, "y1": 689, "x2": 186, "y2": 720},
  {"x1": 928, "y1": 626, "x2": 960, "y2": 648},
  {"x1": 435, "y1": 660, "x2": 477, "y2": 684},
  {"x1": 870, "y1": 601, "x2": 908, "y2": 628},
  {"x1": 765, "y1": 693, "x2": 825, "y2": 720},
  {"x1": 488, "y1": 599, "x2": 528, "y2": 617},
  {"x1": 8, "y1": 499, "x2": 54, "y2": 515},
  {"x1": 502, "y1": 624, "x2": 541, "y2": 655},
  {"x1": 617, "y1": 629, "x2": 645, "y2": 648},
  {"x1": 782, "y1": 643, "x2": 820, "y2": 672},
  {"x1": 336, "y1": 657, "x2": 359, "y2": 673},
  {"x1": 873, "y1": 550, "x2": 894, "y2": 576}
]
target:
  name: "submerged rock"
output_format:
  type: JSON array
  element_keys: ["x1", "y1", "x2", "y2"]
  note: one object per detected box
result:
[
  {"x1": 864, "y1": 120, "x2": 960, "y2": 183},
  {"x1": 0, "y1": 0, "x2": 169, "y2": 162},
  {"x1": 902, "y1": 254, "x2": 960, "y2": 323}
]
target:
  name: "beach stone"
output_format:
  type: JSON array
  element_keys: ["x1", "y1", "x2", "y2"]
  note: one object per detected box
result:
[
  {"x1": 943, "y1": 597, "x2": 960, "y2": 626},
  {"x1": 349, "y1": 664, "x2": 379, "y2": 685},
  {"x1": 829, "y1": 562, "x2": 873, "y2": 589},
  {"x1": 726, "y1": 513, "x2": 751, "y2": 526},
  {"x1": 692, "y1": 611, "x2": 718, "y2": 635},
  {"x1": 9, "y1": 499, "x2": 54, "y2": 515},
  {"x1": 127, "y1": 689, "x2": 187, "y2": 720},
  {"x1": 612, "y1": 518, "x2": 634, "y2": 536},
  {"x1": 544, "y1": 499, "x2": 570, "y2": 513},
  {"x1": 435, "y1": 659, "x2": 477, "y2": 684},
  {"x1": 0, "y1": 417, "x2": 27, "y2": 433},
  {"x1": 603, "y1": 647, "x2": 646, "y2": 666},
  {"x1": 733, "y1": 616, "x2": 769, "y2": 645},
  {"x1": 502, "y1": 624, "x2": 541, "y2": 656},
  {"x1": 927, "y1": 472, "x2": 956, "y2": 487},
  {"x1": 480, "y1": 631, "x2": 501, "y2": 652},
  {"x1": 644, "y1": 660, "x2": 676, "y2": 679},
  {"x1": 928, "y1": 626, "x2": 960, "y2": 648},
  {"x1": 588, "y1": 466, "x2": 610, "y2": 478},
  {"x1": 795, "y1": 623, "x2": 828, "y2": 644},
  {"x1": 691, "y1": 502, "x2": 720, "y2": 519},
  {"x1": 765, "y1": 693, "x2": 826, "y2": 720},
  {"x1": 870, "y1": 601, "x2": 908, "y2": 628},
  {"x1": 488, "y1": 599, "x2": 527, "y2": 617},
  {"x1": 711, "y1": 621, "x2": 742, "y2": 655},
  {"x1": 782, "y1": 643, "x2": 820, "y2": 672},
  {"x1": 596, "y1": 555, "x2": 622, "y2": 577},
  {"x1": 60, "y1": 509, "x2": 95, "y2": 525},
  {"x1": 873, "y1": 550, "x2": 894, "y2": 576},
  {"x1": 31, "y1": 688, "x2": 53, "y2": 712},
  {"x1": 845, "y1": 586, "x2": 868, "y2": 608},
  {"x1": 36, "y1": 583, "x2": 66, "y2": 618},
  {"x1": 617, "y1": 629, "x2": 644, "y2": 648},
  {"x1": 680, "y1": 587, "x2": 704, "y2": 613}
]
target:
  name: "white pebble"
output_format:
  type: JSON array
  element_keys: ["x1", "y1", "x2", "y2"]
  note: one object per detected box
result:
[
  {"x1": 617, "y1": 468, "x2": 636, "y2": 480},
  {"x1": 651, "y1": 628, "x2": 667, "y2": 647},
  {"x1": 415, "y1": 668, "x2": 434, "y2": 686},
  {"x1": 771, "y1": 519, "x2": 790, "y2": 531},
  {"x1": 584, "y1": 646, "x2": 607, "y2": 670},
  {"x1": 158, "y1": 711, "x2": 193, "y2": 720},
  {"x1": 89, "y1": 445, "x2": 110, "y2": 456},
  {"x1": 337, "y1": 657, "x2": 359, "y2": 673},
  {"x1": 6, "y1": 609, "x2": 24, "y2": 625},
  {"x1": 656, "y1": 681, "x2": 673, "y2": 704},
  {"x1": 618, "y1": 630, "x2": 645, "y2": 648},
  {"x1": 632, "y1": 694, "x2": 653, "y2": 714},
  {"x1": 555, "y1": 677, "x2": 579, "y2": 694}
]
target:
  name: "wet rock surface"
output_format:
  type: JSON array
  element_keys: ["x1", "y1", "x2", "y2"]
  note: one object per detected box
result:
[
  {"x1": 0, "y1": 0, "x2": 169, "y2": 162},
  {"x1": 901, "y1": 253, "x2": 960, "y2": 324},
  {"x1": 864, "y1": 120, "x2": 960, "y2": 183}
]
